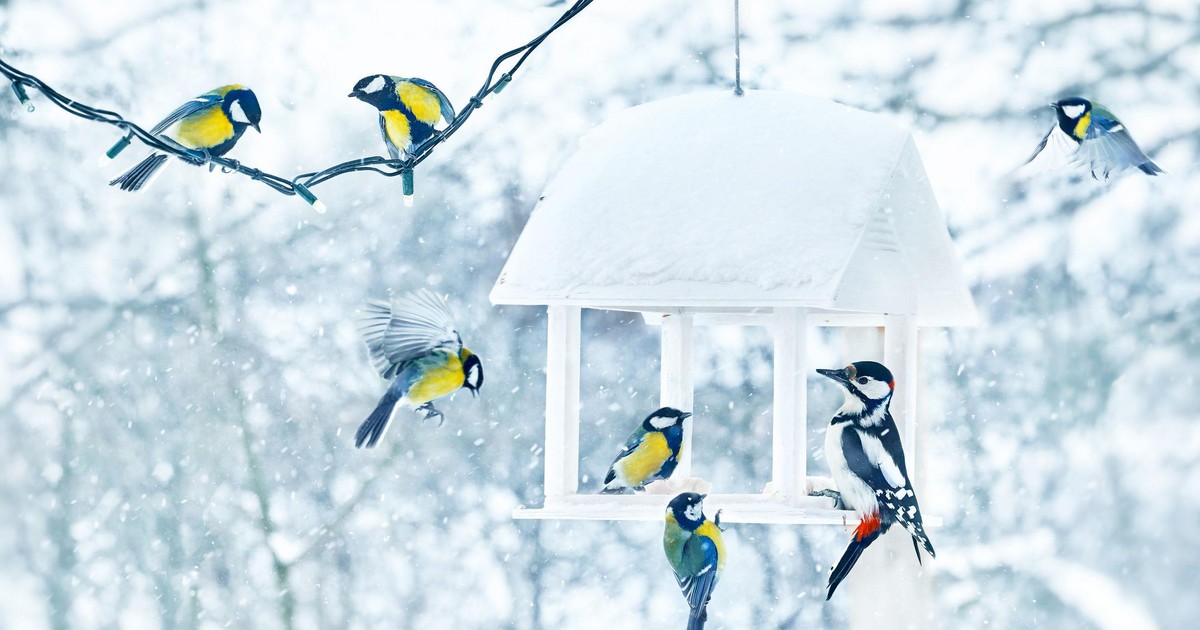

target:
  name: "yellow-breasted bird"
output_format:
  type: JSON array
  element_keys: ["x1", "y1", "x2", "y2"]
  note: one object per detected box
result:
[
  {"x1": 599, "y1": 407, "x2": 691, "y2": 493},
  {"x1": 109, "y1": 85, "x2": 262, "y2": 191},
  {"x1": 348, "y1": 74, "x2": 455, "y2": 160},
  {"x1": 1023, "y1": 97, "x2": 1163, "y2": 180},
  {"x1": 355, "y1": 288, "x2": 482, "y2": 448},
  {"x1": 664, "y1": 493, "x2": 726, "y2": 630}
]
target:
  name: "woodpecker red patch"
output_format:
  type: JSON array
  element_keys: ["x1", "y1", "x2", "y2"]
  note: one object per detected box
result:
[
  {"x1": 854, "y1": 512, "x2": 881, "y2": 541},
  {"x1": 888, "y1": 380, "x2": 895, "y2": 390}
]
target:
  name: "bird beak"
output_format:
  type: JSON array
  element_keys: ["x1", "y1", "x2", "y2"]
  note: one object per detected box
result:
[
  {"x1": 679, "y1": 412, "x2": 693, "y2": 421},
  {"x1": 699, "y1": 494, "x2": 708, "y2": 501},
  {"x1": 817, "y1": 367, "x2": 851, "y2": 386},
  {"x1": 251, "y1": 122, "x2": 261, "y2": 133},
  {"x1": 348, "y1": 91, "x2": 360, "y2": 98}
]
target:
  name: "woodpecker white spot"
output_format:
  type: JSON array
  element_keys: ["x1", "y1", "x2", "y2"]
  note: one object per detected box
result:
[{"x1": 1062, "y1": 104, "x2": 1086, "y2": 119}]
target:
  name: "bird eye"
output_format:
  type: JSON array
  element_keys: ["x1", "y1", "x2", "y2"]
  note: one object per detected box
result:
[{"x1": 857, "y1": 377, "x2": 869, "y2": 385}]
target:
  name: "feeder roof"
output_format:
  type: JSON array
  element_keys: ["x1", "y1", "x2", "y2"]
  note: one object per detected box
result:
[{"x1": 490, "y1": 91, "x2": 976, "y2": 326}]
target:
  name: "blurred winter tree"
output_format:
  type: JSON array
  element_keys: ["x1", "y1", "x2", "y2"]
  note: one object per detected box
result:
[{"x1": 0, "y1": 1, "x2": 1196, "y2": 629}]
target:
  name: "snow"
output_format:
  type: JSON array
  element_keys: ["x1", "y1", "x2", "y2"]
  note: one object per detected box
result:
[{"x1": 491, "y1": 90, "x2": 976, "y2": 325}]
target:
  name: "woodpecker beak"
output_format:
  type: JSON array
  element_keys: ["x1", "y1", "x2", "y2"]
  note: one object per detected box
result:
[
  {"x1": 251, "y1": 122, "x2": 261, "y2": 133},
  {"x1": 817, "y1": 367, "x2": 851, "y2": 387}
]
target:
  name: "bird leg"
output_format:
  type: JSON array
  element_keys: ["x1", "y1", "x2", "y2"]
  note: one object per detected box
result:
[
  {"x1": 809, "y1": 488, "x2": 847, "y2": 510},
  {"x1": 714, "y1": 509, "x2": 729, "y2": 532},
  {"x1": 416, "y1": 402, "x2": 445, "y2": 427}
]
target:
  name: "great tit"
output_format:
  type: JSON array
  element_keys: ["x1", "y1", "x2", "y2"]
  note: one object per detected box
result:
[
  {"x1": 348, "y1": 74, "x2": 455, "y2": 160},
  {"x1": 599, "y1": 407, "x2": 691, "y2": 494},
  {"x1": 663, "y1": 492, "x2": 726, "y2": 630},
  {"x1": 816, "y1": 361, "x2": 935, "y2": 600},
  {"x1": 1024, "y1": 97, "x2": 1163, "y2": 179},
  {"x1": 355, "y1": 288, "x2": 482, "y2": 448},
  {"x1": 109, "y1": 85, "x2": 262, "y2": 191}
]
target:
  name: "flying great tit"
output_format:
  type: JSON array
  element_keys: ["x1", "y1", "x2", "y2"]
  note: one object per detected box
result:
[
  {"x1": 664, "y1": 493, "x2": 726, "y2": 630},
  {"x1": 348, "y1": 74, "x2": 455, "y2": 160},
  {"x1": 1024, "y1": 97, "x2": 1163, "y2": 180},
  {"x1": 599, "y1": 407, "x2": 691, "y2": 494},
  {"x1": 355, "y1": 289, "x2": 483, "y2": 448},
  {"x1": 109, "y1": 85, "x2": 262, "y2": 192}
]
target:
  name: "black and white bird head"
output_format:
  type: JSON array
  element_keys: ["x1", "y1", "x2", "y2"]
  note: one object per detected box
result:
[
  {"x1": 641, "y1": 407, "x2": 691, "y2": 432},
  {"x1": 223, "y1": 88, "x2": 262, "y2": 133},
  {"x1": 817, "y1": 361, "x2": 895, "y2": 417},
  {"x1": 667, "y1": 492, "x2": 707, "y2": 530},
  {"x1": 348, "y1": 74, "x2": 396, "y2": 108},
  {"x1": 1051, "y1": 97, "x2": 1092, "y2": 131}
]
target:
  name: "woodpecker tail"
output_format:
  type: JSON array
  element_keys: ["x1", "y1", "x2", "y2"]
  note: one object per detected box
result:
[
  {"x1": 355, "y1": 390, "x2": 400, "y2": 448},
  {"x1": 686, "y1": 604, "x2": 707, "y2": 630},
  {"x1": 109, "y1": 153, "x2": 169, "y2": 191},
  {"x1": 826, "y1": 513, "x2": 882, "y2": 600}
]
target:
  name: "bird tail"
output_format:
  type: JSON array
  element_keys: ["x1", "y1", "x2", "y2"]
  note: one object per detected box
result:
[
  {"x1": 826, "y1": 514, "x2": 882, "y2": 600},
  {"x1": 355, "y1": 390, "x2": 400, "y2": 448},
  {"x1": 686, "y1": 604, "x2": 707, "y2": 630},
  {"x1": 109, "y1": 153, "x2": 169, "y2": 192},
  {"x1": 1138, "y1": 159, "x2": 1164, "y2": 175},
  {"x1": 598, "y1": 485, "x2": 629, "y2": 495}
]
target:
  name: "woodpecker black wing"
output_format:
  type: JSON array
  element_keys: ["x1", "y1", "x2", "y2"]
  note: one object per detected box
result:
[
  {"x1": 358, "y1": 289, "x2": 461, "y2": 380},
  {"x1": 841, "y1": 416, "x2": 935, "y2": 558}
]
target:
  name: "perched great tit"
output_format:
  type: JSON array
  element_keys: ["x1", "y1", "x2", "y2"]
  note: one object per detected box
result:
[
  {"x1": 599, "y1": 407, "x2": 691, "y2": 494},
  {"x1": 663, "y1": 493, "x2": 726, "y2": 630},
  {"x1": 109, "y1": 85, "x2": 262, "y2": 192},
  {"x1": 355, "y1": 288, "x2": 482, "y2": 448},
  {"x1": 348, "y1": 74, "x2": 455, "y2": 160},
  {"x1": 1024, "y1": 97, "x2": 1163, "y2": 180},
  {"x1": 816, "y1": 361, "x2": 935, "y2": 600}
]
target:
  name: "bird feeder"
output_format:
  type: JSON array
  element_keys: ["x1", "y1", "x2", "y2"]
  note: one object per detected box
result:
[{"x1": 490, "y1": 91, "x2": 976, "y2": 524}]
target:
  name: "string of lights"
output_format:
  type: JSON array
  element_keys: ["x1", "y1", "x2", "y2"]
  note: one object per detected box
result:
[{"x1": 0, "y1": 0, "x2": 594, "y2": 212}]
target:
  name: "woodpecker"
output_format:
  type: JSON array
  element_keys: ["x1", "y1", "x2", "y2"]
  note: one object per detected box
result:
[{"x1": 815, "y1": 360, "x2": 935, "y2": 600}]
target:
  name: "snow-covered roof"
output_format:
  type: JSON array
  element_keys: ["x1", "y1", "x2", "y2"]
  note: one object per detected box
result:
[{"x1": 490, "y1": 91, "x2": 976, "y2": 326}]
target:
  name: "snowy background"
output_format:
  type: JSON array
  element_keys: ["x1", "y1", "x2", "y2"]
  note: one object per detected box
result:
[{"x1": 2, "y1": 0, "x2": 1199, "y2": 628}]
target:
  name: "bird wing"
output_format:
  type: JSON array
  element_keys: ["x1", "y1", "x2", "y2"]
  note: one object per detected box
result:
[
  {"x1": 149, "y1": 93, "x2": 223, "y2": 136},
  {"x1": 406, "y1": 77, "x2": 456, "y2": 124},
  {"x1": 842, "y1": 417, "x2": 935, "y2": 558},
  {"x1": 672, "y1": 531, "x2": 720, "y2": 612},
  {"x1": 357, "y1": 289, "x2": 461, "y2": 380},
  {"x1": 1020, "y1": 124, "x2": 1080, "y2": 174},
  {"x1": 1079, "y1": 106, "x2": 1158, "y2": 176}
]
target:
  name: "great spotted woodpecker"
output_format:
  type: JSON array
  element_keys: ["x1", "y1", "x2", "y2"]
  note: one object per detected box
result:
[{"x1": 816, "y1": 360, "x2": 935, "y2": 600}]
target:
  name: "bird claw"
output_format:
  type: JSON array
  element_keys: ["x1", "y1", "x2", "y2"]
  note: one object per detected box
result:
[
  {"x1": 714, "y1": 509, "x2": 730, "y2": 531},
  {"x1": 809, "y1": 488, "x2": 847, "y2": 510},
  {"x1": 417, "y1": 403, "x2": 445, "y2": 427}
]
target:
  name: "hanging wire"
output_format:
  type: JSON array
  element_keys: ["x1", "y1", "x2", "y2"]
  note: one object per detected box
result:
[
  {"x1": 733, "y1": 0, "x2": 744, "y2": 96},
  {"x1": 0, "y1": 0, "x2": 594, "y2": 209}
]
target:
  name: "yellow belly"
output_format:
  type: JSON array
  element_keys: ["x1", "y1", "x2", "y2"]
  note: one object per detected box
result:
[
  {"x1": 616, "y1": 432, "x2": 672, "y2": 485},
  {"x1": 397, "y1": 81, "x2": 443, "y2": 125},
  {"x1": 175, "y1": 106, "x2": 234, "y2": 150},
  {"x1": 381, "y1": 109, "x2": 413, "y2": 151},
  {"x1": 1073, "y1": 111, "x2": 1091, "y2": 140},
  {"x1": 695, "y1": 521, "x2": 727, "y2": 573},
  {"x1": 406, "y1": 358, "x2": 464, "y2": 404}
]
